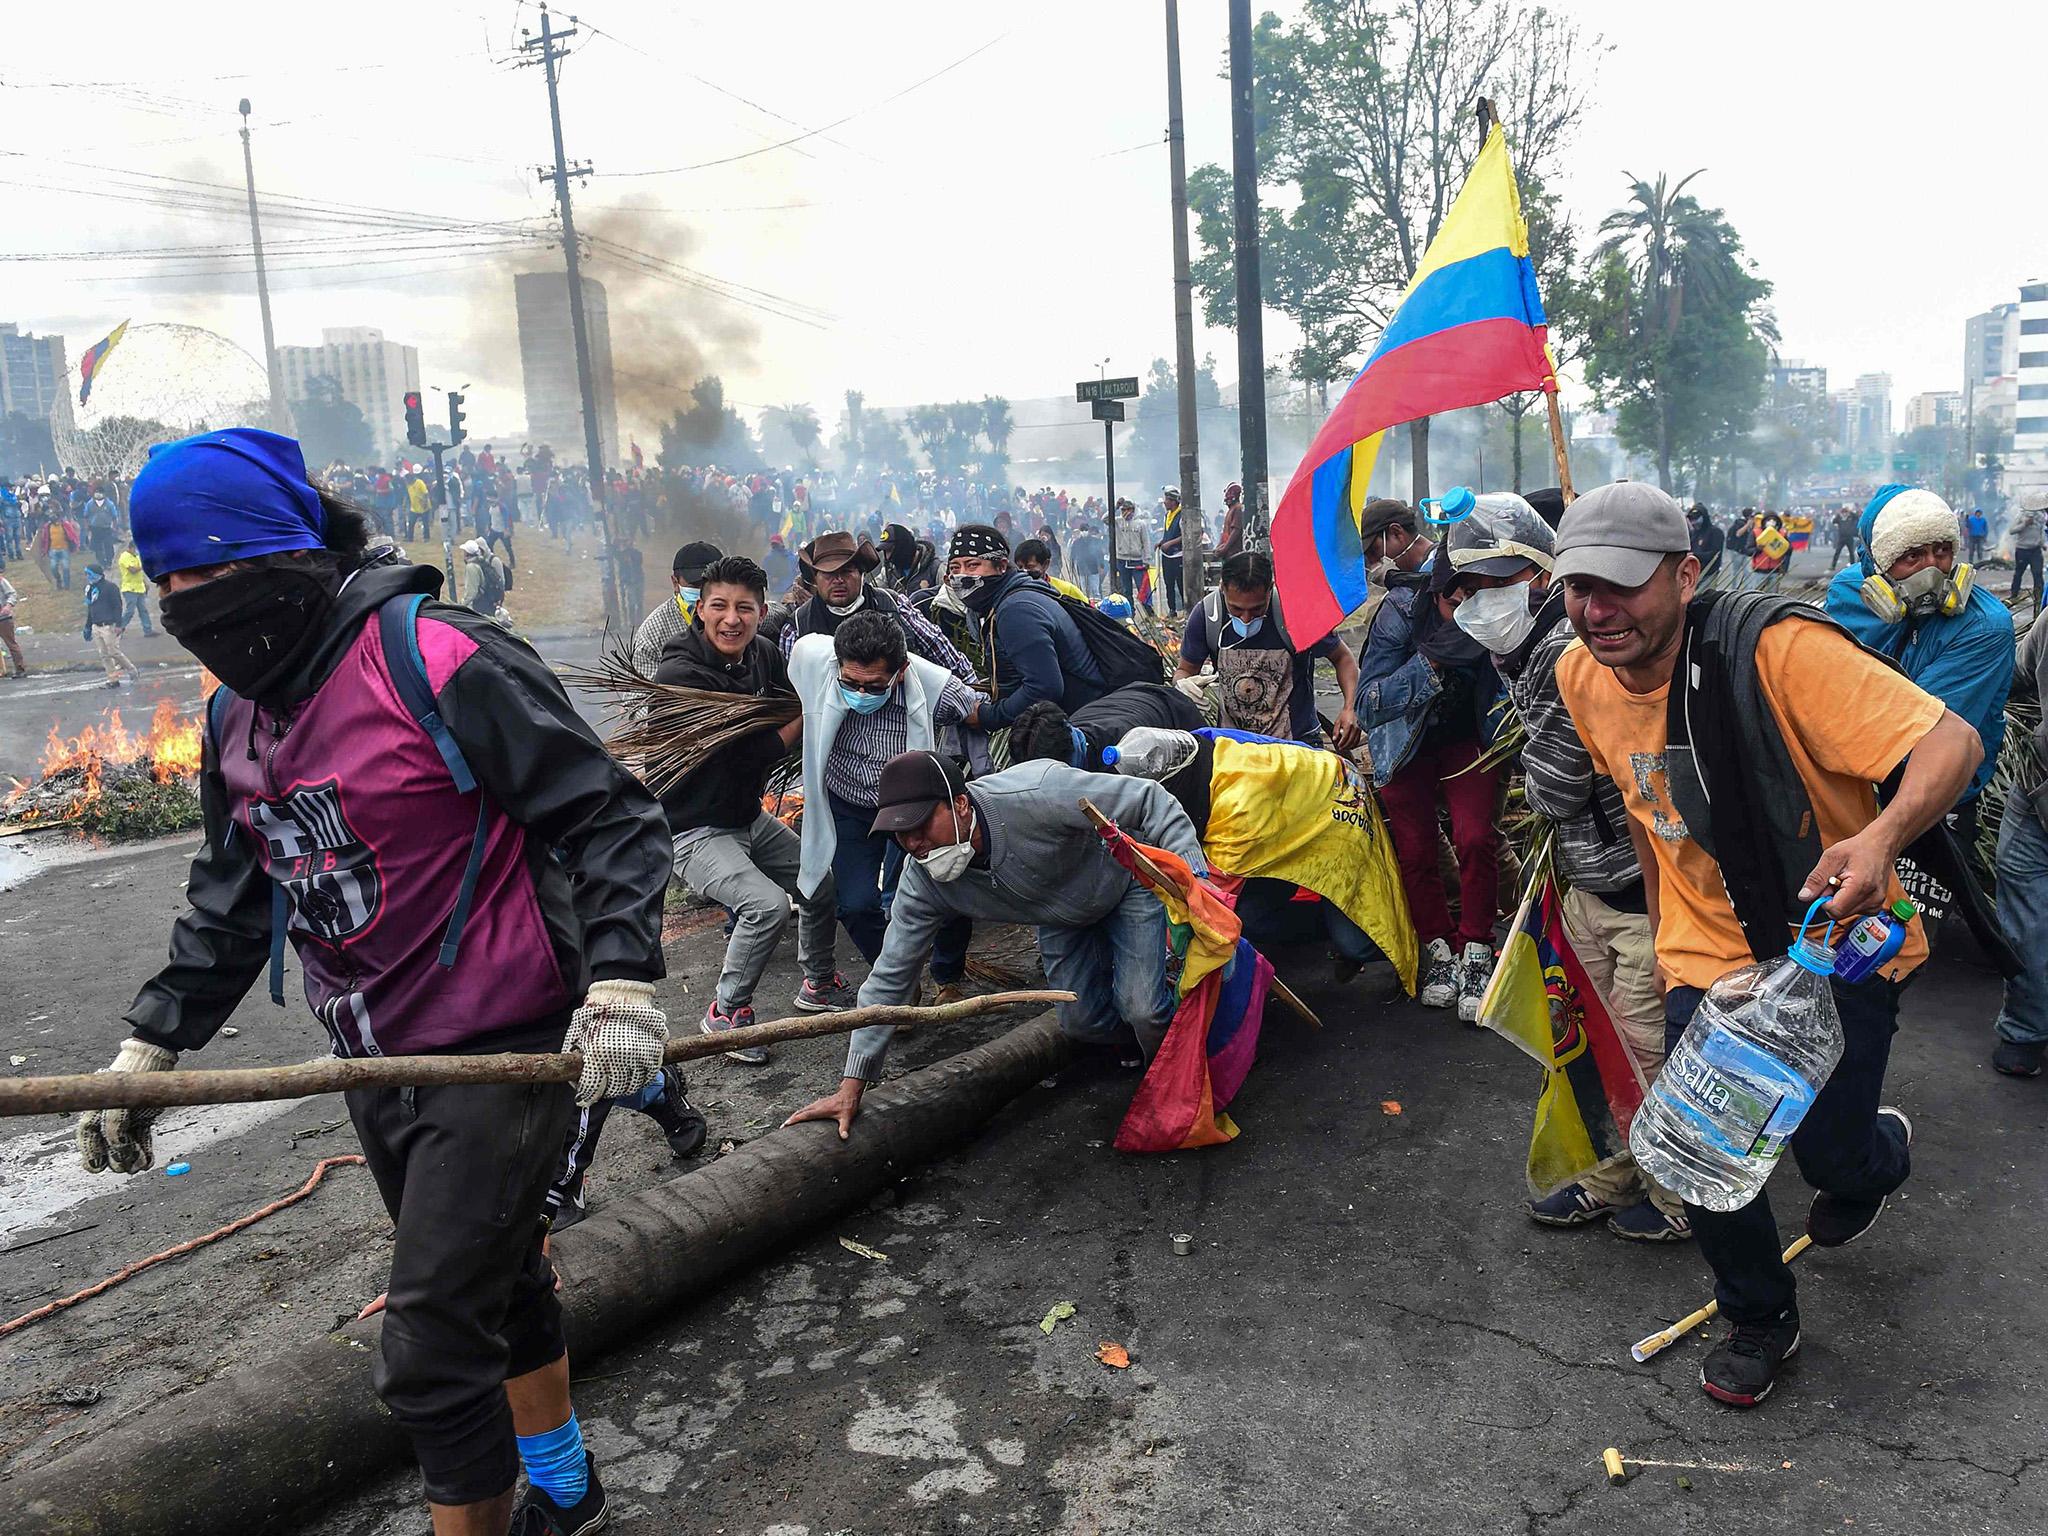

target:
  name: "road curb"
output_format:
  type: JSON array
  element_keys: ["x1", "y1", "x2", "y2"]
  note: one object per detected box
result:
[{"x1": 12, "y1": 1012, "x2": 1070, "y2": 1535}]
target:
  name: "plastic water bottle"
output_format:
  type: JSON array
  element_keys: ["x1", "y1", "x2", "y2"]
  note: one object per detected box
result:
[
  {"x1": 1833, "y1": 899, "x2": 1915, "y2": 984},
  {"x1": 1100, "y1": 727, "x2": 1198, "y2": 779},
  {"x1": 1628, "y1": 900, "x2": 1845, "y2": 1213}
]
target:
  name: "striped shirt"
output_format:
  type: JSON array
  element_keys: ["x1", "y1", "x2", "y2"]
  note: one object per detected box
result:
[
  {"x1": 826, "y1": 674, "x2": 985, "y2": 808},
  {"x1": 1506, "y1": 619, "x2": 1641, "y2": 895}
]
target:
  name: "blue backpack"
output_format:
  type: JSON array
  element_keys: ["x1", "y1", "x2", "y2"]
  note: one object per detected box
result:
[{"x1": 207, "y1": 593, "x2": 490, "y2": 1005}]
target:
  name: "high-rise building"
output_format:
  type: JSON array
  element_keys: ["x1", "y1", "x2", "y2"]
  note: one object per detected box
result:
[
  {"x1": 513, "y1": 271, "x2": 619, "y2": 469},
  {"x1": 1964, "y1": 303, "x2": 2019, "y2": 413},
  {"x1": 278, "y1": 326, "x2": 421, "y2": 459},
  {"x1": 1769, "y1": 358, "x2": 1827, "y2": 400},
  {"x1": 0, "y1": 322, "x2": 71, "y2": 423},
  {"x1": 1904, "y1": 390, "x2": 1964, "y2": 432},
  {"x1": 2010, "y1": 279, "x2": 2048, "y2": 510}
]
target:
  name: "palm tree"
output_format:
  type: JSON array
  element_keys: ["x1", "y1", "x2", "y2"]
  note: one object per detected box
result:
[
  {"x1": 980, "y1": 396, "x2": 1014, "y2": 454},
  {"x1": 906, "y1": 404, "x2": 950, "y2": 464},
  {"x1": 1596, "y1": 171, "x2": 1745, "y2": 487},
  {"x1": 782, "y1": 402, "x2": 822, "y2": 462},
  {"x1": 840, "y1": 389, "x2": 866, "y2": 471}
]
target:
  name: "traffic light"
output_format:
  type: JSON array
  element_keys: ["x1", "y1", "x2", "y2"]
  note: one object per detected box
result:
[
  {"x1": 403, "y1": 390, "x2": 427, "y2": 448},
  {"x1": 447, "y1": 391, "x2": 467, "y2": 446}
]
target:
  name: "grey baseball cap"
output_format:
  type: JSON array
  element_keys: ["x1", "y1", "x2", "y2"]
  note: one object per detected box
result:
[{"x1": 1553, "y1": 481, "x2": 1691, "y2": 587}]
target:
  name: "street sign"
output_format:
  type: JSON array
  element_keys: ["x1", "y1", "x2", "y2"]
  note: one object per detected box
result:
[
  {"x1": 1091, "y1": 398, "x2": 1125, "y2": 422},
  {"x1": 1891, "y1": 452, "x2": 1918, "y2": 474},
  {"x1": 1077, "y1": 376, "x2": 1140, "y2": 403}
]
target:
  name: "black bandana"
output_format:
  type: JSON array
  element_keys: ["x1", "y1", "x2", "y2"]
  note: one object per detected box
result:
[{"x1": 949, "y1": 524, "x2": 1009, "y2": 562}]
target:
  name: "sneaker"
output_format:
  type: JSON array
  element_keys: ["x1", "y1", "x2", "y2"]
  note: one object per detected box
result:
[
  {"x1": 512, "y1": 1450, "x2": 609, "y2": 1535},
  {"x1": 1806, "y1": 1106, "x2": 1911, "y2": 1247},
  {"x1": 1993, "y1": 1038, "x2": 2046, "y2": 1077},
  {"x1": 640, "y1": 1065, "x2": 707, "y2": 1160},
  {"x1": 1418, "y1": 938, "x2": 1457, "y2": 1009},
  {"x1": 794, "y1": 972, "x2": 857, "y2": 1013},
  {"x1": 1527, "y1": 1181, "x2": 1618, "y2": 1227},
  {"x1": 547, "y1": 1195, "x2": 586, "y2": 1234},
  {"x1": 700, "y1": 1000, "x2": 766, "y2": 1065},
  {"x1": 1608, "y1": 1199, "x2": 1693, "y2": 1243},
  {"x1": 1700, "y1": 1315, "x2": 1801, "y2": 1407},
  {"x1": 1456, "y1": 940, "x2": 1495, "y2": 1023}
]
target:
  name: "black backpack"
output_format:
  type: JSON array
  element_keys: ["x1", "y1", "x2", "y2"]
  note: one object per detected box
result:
[{"x1": 987, "y1": 582, "x2": 1164, "y2": 698}]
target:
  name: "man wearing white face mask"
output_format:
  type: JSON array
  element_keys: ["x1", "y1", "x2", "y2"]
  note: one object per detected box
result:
[
  {"x1": 1178, "y1": 550, "x2": 1361, "y2": 749},
  {"x1": 783, "y1": 749, "x2": 1209, "y2": 1139},
  {"x1": 1443, "y1": 494, "x2": 1692, "y2": 1242}
]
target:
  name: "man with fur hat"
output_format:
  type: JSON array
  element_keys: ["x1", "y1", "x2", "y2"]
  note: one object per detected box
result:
[{"x1": 780, "y1": 529, "x2": 975, "y2": 682}]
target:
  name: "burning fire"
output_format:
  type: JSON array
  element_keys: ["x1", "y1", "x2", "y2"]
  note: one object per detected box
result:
[{"x1": 4, "y1": 700, "x2": 203, "y2": 824}]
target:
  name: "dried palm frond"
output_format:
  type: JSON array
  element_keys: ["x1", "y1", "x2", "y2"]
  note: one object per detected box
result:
[{"x1": 558, "y1": 651, "x2": 799, "y2": 796}]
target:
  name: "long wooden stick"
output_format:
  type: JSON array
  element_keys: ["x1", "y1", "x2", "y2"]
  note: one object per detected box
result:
[
  {"x1": 1630, "y1": 1234, "x2": 1812, "y2": 1362},
  {"x1": 0, "y1": 990, "x2": 1074, "y2": 1117},
  {"x1": 1078, "y1": 798, "x2": 1321, "y2": 1029},
  {"x1": 1544, "y1": 388, "x2": 1577, "y2": 503}
]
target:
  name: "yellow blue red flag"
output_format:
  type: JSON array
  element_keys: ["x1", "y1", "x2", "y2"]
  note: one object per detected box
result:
[
  {"x1": 1477, "y1": 871, "x2": 1649, "y2": 1196},
  {"x1": 78, "y1": 320, "x2": 130, "y2": 406},
  {"x1": 1272, "y1": 124, "x2": 1555, "y2": 646},
  {"x1": 1195, "y1": 731, "x2": 1417, "y2": 994}
]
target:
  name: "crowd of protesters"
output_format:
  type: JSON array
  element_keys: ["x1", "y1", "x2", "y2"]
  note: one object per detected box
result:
[{"x1": 58, "y1": 418, "x2": 2048, "y2": 1532}]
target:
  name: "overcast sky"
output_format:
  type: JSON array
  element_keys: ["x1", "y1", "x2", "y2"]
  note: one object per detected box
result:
[{"x1": 4, "y1": 0, "x2": 2042, "y2": 457}]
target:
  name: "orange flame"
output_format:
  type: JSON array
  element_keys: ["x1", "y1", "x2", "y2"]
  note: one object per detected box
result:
[{"x1": 5, "y1": 700, "x2": 202, "y2": 823}]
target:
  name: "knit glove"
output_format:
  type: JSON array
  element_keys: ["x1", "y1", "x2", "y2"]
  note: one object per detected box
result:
[
  {"x1": 564, "y1": 980, "x2": 667, "y2": 1107},
  {"x1": 76, "y1": 1038, "x2": 177, "y2": 1174}
]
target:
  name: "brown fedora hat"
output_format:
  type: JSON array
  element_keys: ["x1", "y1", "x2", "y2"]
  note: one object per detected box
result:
[{"x1": 802, "y1": 530, "x2": 880, "y2": 574}]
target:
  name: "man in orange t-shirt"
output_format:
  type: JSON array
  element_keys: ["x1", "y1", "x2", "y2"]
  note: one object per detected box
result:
[{"x1": 1551, "y1": 481, "x2": 1981, "y2": 1410}]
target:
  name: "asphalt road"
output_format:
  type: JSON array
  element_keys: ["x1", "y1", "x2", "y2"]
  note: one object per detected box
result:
[{"x1": 3, "y1": 826, "x2": 2043, "y2": 1534}]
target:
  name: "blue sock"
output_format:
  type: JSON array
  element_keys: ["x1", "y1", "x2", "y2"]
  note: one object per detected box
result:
[{"x1": 515, "y1": 1413, "x2": 588, "y2": 1507}]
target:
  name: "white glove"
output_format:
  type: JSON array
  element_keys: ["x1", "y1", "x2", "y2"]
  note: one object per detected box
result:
[
  {"x1": 564, "y1": 979, "x2": 667, "y2": 1107},
  {"x1": 1174, "y1": 672, "x2": 1213, "y2": 704},
  {"x1": 76, "y1": 1038, "x2": 177, "y2": 1174}
]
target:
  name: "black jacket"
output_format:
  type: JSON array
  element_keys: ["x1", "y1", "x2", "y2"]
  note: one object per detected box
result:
[
  {"x1": 653, "y1": 623, "x2": 792, "y2": 835},
  {"x1": 127, "y1": 559, "x2": 670, "y2": 1053}
]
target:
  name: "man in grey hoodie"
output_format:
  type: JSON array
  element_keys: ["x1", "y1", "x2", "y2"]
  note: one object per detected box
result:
[{"x1": 784, "y1": 751, "x2": 1208, "y2": 1137}]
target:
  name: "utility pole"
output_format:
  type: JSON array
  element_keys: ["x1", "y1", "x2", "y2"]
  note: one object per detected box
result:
[
  {"x1": 237, "y1": 99, "x2": 288, "y2": 432},
  {"x1": 522, "y1": 1, "x2": 624, "y2": 634},
  {"x1": 1165, "y1": 0, "x2": 1205, "y2": 610},
  {"x1": 1227, "y1": 0, "x2": 1269, "y2": 551}
]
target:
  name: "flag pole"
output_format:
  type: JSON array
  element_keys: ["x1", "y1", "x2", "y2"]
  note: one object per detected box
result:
[{"x1": 1472, "y1": 94, "x2": 1576, "y2": 507}]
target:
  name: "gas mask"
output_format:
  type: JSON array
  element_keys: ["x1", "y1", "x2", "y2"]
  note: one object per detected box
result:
[
  {"x1": 1859, "y1": 562, "x2": 1973, "y2": 625},
  {"x1": 915, "y1": 802, "x2": 977, "y2": 882},
  {"x1": 1452, "y1": 581, "x2": 1542, "y2": 654}
]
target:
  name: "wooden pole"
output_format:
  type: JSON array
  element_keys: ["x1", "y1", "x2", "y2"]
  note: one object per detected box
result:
[
  {"x1": 1077, "y1": 798, "x2": 1321, "y2": 1028},
  {"x1": 0, "y1": 990, "x2": 1074, "y2": 1117},
  {"x1": 1545, "y1": 389, "x2": 1577, "y2": 504},
  {"x1": 1630, "y1": 1234, "x2": 1811, "y2": 1361}
]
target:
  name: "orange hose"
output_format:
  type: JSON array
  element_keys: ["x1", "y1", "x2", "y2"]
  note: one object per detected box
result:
[{"x1": 0, "y1": 1154, "x2": 367, "y2": 1339}]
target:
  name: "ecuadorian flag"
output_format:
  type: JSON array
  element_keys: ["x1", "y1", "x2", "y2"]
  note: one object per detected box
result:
[
  {"x1": 78, "y1": 319, "x2": 130, "y2": 406},
  {"x1": 1272, "y1": 125, "x2": 1555, "y2": 646}
]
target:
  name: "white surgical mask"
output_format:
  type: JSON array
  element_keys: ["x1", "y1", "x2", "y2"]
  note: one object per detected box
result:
[
  {"x1": 1453, "y1": 582, "x2": 1541, "y2": 654},
  {"x1": 916, "y1": 803, "x2": 976, "y2": 882},
  {"x1": 825, "y1": 595, "x2": 865, "y2": 617}
]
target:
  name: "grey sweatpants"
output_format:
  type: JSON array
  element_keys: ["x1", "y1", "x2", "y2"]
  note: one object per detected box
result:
[{"x1": 674, "y1": 812, "x2": 837, "y2": 1009}]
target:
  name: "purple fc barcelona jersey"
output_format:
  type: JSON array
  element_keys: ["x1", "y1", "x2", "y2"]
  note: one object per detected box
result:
[{"x1": 212, "y1": 614, "x2": 573, "y2": 1055}]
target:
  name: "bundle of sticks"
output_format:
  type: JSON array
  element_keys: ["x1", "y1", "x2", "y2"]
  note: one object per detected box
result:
[{"x1": 559, "y1": 650, "x2": 799, "y2": 795}]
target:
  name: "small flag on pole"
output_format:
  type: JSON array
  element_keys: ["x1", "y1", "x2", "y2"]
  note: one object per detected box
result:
[{"x1": 78, "y1": 320, "x2": 130, "y2": 406}]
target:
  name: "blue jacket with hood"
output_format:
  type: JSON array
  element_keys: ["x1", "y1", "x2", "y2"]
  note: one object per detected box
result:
[{"x1": 1822, "y1": 484, "x2": 2013, "y2": 801}]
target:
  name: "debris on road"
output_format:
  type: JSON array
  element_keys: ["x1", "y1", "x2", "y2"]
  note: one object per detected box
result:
[
  {"x1": 838, "y1": 1237, "x2": 890, "y2": 1263},
  {"x1": 1040, "y1": 1300, "x2": 1077, "y2": 1334},
  {"x1": 1096, "y1": 1341, "x2": 1131, "y2": 1369}
]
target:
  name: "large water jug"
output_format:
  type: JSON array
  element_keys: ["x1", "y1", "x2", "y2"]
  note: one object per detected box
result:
[
  {"x1": 1101, "y1": 727, "x2": 1199, "y2": 780},
  {"x1": 1629, "y1": 900, "x2": 1845, "y2": 1212}
]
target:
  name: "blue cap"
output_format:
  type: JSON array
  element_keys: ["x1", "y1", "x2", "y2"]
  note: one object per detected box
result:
[
  {"x1": 1100, "y1": 744, "x2": 1122, "y2": 766},
  {"x1": 129, "y1": 427, "x2": 326, "y2": 581},
  {"x1": 1423, "y1": 485, "x2": 1476, "y2": 524}
]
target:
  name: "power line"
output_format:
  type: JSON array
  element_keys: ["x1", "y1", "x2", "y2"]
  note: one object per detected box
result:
[{"x1": 607, "y1": 32, "x2": 1007, "y2": 176}]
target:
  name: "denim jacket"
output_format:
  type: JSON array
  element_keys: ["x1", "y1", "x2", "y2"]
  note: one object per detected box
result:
[{"x1": 1354, "y1": 585, "x2": 1502, "y2": 785}]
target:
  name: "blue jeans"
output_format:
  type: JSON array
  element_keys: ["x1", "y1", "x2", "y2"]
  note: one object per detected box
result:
[
  {"x1": 1995, "y1": 801, "x2": 2048, "y2": 1046},
  {"x1": 1235, "y1": 877, "x2": 1380, "y2": 965},
  {"x1": 1035, "y1": 880, "x2": 1173, "y2": 1056},
  {"x1": 828, "y1": 793, "x2": 969, "y2": 983},
  {"x1": 1665, "y1": 976, "x2": 1909, "y2": 1323},
  {"x1": 49, "y1": 548, "x2": 70, "y2": 588},
  {"x1": 120, "y1": 589, "x2": 154, "y2": 635}
]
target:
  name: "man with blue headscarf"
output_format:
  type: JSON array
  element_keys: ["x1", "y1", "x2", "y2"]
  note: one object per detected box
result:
[
  {"x1": 1822, "y1": 484, "x2": 2014, "y2": 844},
  {"x1": 71, "y1": 427, "x2": 675, "y2": 1536}
]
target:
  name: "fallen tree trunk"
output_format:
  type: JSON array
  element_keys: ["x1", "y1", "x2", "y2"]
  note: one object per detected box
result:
[
  {"x1": 0, "y1": 990, "x2": 1070, "y2": 1116},
  {"x1": 13, "y1": 1013, "x2": 1071, "y2": 1536}
]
